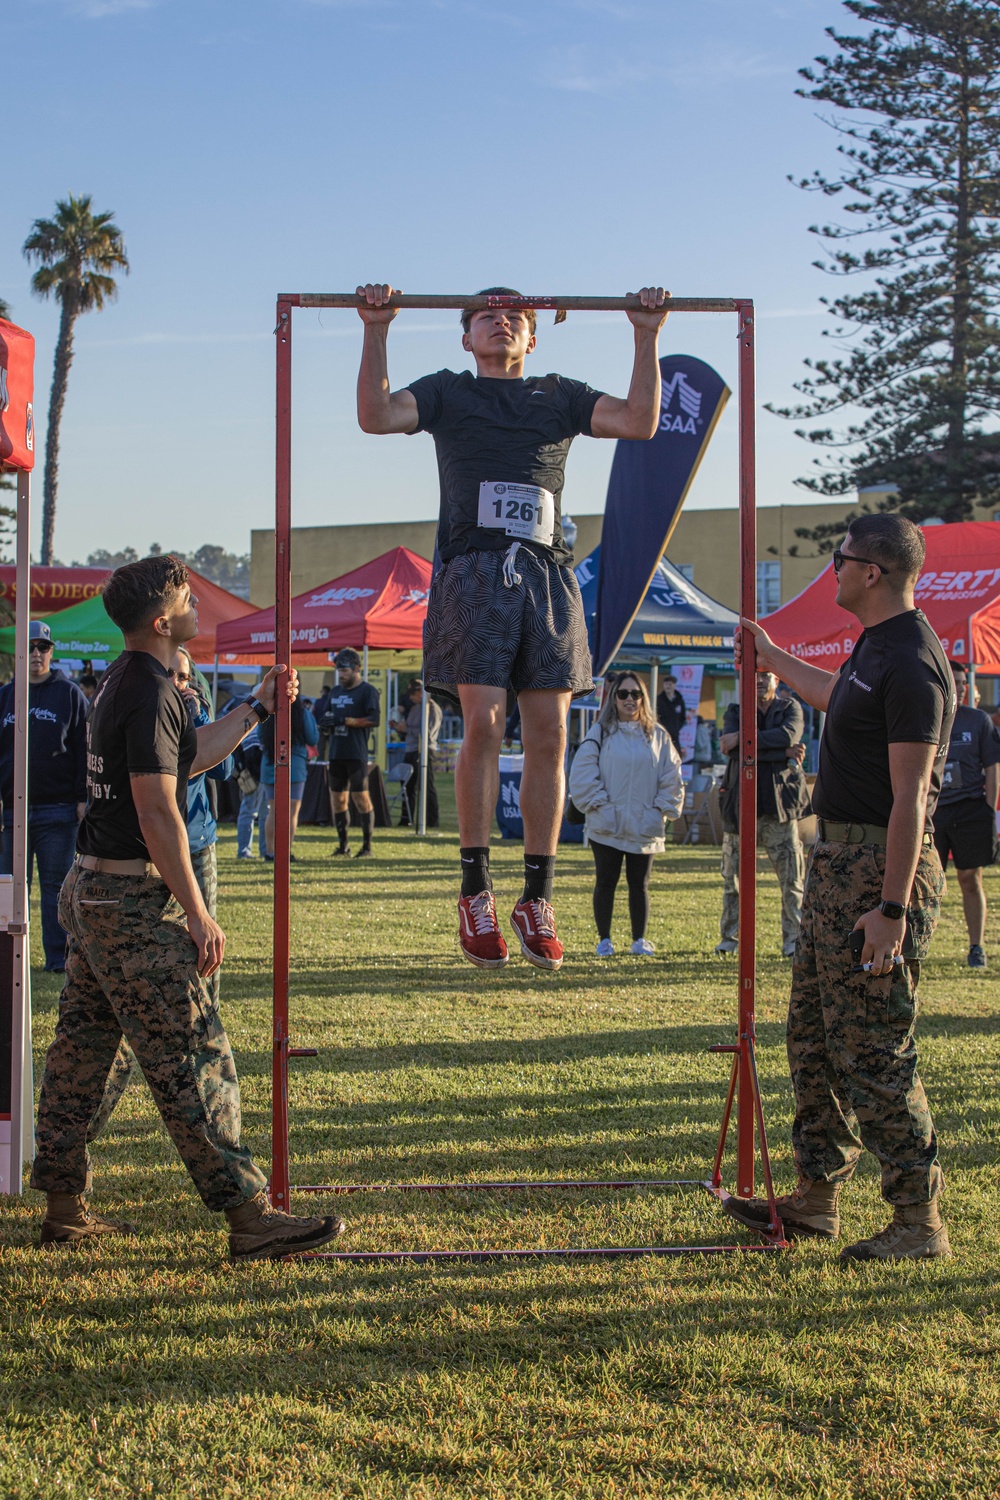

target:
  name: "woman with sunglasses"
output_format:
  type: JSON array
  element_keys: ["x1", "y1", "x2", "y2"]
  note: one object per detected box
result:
[{"x1": 568, "y1": 671, "x2": 683, "y2": 956}]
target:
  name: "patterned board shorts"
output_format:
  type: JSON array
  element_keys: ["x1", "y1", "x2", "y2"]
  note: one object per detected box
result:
[{"x1": 423, "y1": 546, "x2": 594, "y2": 698}]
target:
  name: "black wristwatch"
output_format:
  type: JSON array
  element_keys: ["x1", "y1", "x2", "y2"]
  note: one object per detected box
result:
[
  {"x1": 244, "y1": 696, "x2": 271, "y2": 725},
  {"x1": 878, "y1": 899, "x2": 906, "y2": 922}
]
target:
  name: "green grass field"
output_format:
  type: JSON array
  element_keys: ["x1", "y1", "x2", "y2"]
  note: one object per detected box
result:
[{"x1": 3, "y1": 777, "x2": 999, "y2": 1499}]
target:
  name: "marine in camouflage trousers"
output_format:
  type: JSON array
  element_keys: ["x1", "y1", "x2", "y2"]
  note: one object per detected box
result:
[
  {"x1": 720, "y1": 816, "x2": 804, "y2": 947},
  {"x1": 788, "y1": 838, "x2": 945, "y2": 1206},
  {"x1": 30, "y1": 861, "x2": 266, "y2": 1212},
  {"x1": 86, "y1": 844, "x2": 218, "y2": 1141}
]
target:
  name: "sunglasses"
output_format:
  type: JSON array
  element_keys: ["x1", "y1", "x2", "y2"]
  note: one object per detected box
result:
[
  {"x1": 616, "y1": 688, "x2": 642, "y2": 701},
  {"x1": 168, "y1": 669, "x2": 191, "y2": 683},
  {"x1": 832, "y1": 549, "x2": 888, "y2": 575},
  {"x1": 29, "y1": 642, "x2": 53, "y2": 654}
]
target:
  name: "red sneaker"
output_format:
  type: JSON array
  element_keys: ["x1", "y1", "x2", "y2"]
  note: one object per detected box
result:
[
  {"x1": 458, "y1": 890, "x2": 509, "y2": 968},
  {"x1": 510, "y1": 898, "x2": 564, "y2": 971}
]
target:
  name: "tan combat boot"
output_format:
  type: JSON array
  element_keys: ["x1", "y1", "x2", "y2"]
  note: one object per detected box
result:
[
  {"x1": 40, "y1": 1193, "x2": 137, "y2": 1247},
  {"x1": 723, "y1": 1178, "x2": 841, "y2": 1239},
  {"x1": 840, "y1": 1200, "x2": 951, "y2": 1263},
  {"x1": 225, "y1": 1190, "x2": 346, "y2": 1262}
]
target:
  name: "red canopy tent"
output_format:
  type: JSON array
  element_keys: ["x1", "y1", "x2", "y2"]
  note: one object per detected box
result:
[
  {"x1": 762, "y1": 521, "x2": 1000, "y2": 672},
  {"x1": 183, "y1": 568, "x2": 259, "y2": 663},
  {"x1": 0, "y1": 566, "x2": 110, "y2": 612},
  {"x1": 216, "y1": 546, "x2": 432, "y2": 664}
]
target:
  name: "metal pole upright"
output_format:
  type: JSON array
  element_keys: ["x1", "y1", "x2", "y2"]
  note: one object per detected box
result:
[
  {"x1": 417, "y1": 687, "x2": 430, "y2": 836},
  {"x1": 4, "y1": 470, "x2": 34, "y2": 1190},
  {"x1": 735, "y1": 300, "x2": 757, "y2": 1200},
  {"x1": 271, "y1": 299, "x2": 293, "y2": 1209}
]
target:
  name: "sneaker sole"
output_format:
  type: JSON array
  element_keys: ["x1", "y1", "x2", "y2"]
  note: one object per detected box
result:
[
  {"x1": 460, "y1": 945, "x2": 509, "y2": 969},
  {"x1": 515, "y1": 936, "x2": 563, "y2": 972},
  {"x1": 230, "y1": 1215, "x2": 346, "y2": 1263}
]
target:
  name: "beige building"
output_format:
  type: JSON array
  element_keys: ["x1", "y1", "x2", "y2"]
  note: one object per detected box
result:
[{"x1": 249, "y1": 498, "x2": 873, "y2": 612}]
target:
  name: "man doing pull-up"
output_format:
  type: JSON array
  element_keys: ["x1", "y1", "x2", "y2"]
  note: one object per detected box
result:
[{"x1": 356, "y1": 281, "x2": 668, "y2": 970}]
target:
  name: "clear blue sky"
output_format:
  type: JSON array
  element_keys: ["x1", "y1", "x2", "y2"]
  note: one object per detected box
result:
[{"x1": 5, "y1": 0, "x2": 853, "y2": 567}]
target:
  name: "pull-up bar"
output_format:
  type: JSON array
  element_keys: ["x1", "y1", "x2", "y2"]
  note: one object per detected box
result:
[
  {"x1": 271, "y1": 291, "x2": 783, "y2": 1259},
  {"x1": 287, "y1": 293, "x2": 739, "y2": 314}
]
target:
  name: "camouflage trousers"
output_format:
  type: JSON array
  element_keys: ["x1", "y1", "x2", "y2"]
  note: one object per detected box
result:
[
  {"x1": 788, "y1": 839, "x2": 945, "y2": 1206},
  {"x1": 30, "y1": 861, "x2": 266, "y2": 1212},
  {"x1": 720, "y1": 816, "x2": 804, "y2": 947},
  {"x1": 87, "y1": 844, "x2": 218, "y2": 1141}
]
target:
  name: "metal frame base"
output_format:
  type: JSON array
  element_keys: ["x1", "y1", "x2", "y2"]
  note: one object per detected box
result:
[{"x1": 287, "y1": 1182, "x2": 787, "y2": 1264}]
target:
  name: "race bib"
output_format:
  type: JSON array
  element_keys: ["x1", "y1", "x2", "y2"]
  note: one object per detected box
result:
[{"x1": 478, "y1": 482, "x2": 555, "y2": 545}]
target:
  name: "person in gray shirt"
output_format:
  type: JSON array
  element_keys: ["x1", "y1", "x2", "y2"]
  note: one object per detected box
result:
[{"x1": 391, "y1": 678, "x2": 442, "y2": 828}]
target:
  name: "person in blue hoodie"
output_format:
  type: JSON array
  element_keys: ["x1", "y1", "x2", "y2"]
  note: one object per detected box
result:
[{"x1": 0, "y1": 621, "x2": 89, "y2": 972}]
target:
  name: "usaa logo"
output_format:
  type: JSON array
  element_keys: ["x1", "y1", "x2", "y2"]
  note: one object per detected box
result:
[{"x1": 658, "y1": 372, "x2": 702, "y2": 436}]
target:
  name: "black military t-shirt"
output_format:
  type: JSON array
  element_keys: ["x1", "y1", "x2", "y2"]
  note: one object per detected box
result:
[
  {"x1": 937, "y1": 703, "x2": 1000, "y2": 807},
  {"x1": 813, "y1": 609, "x2": 955, "y2": 828},
  {"x1": 77, "y1": 651, "x2": 197, "y2": 861},
  {"x1": 323, "y1": 681, "x2": 380, "y2": 763},
  {"x1": 406, "y1": 369, "x2": 604, "y2": 564}
]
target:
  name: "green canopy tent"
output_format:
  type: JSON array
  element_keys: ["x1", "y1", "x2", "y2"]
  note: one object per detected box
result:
[{"x1": 0, "y1": 591, "x2": 123, "y2": 662}]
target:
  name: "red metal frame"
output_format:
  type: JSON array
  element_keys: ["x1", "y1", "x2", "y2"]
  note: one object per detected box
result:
[{"x1": 270, "y1": 291, "x2": 786, "y2": 1256}]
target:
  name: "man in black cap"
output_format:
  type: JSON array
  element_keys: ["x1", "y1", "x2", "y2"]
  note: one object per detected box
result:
[
  {"x1": 322, "y1": 648, "x2": 381, "y2": 857},
  {"x1": 0, "y1": 621, "x2": 89, "y2": 972}
]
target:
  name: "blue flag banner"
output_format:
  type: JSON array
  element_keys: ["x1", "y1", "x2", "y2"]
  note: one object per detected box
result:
[
  {"x1": 592, "y1": 353, "x2": 730, "y2": 676},
  {"x1": 575, "y1": 546, "x2": 738, "y2": 661}
]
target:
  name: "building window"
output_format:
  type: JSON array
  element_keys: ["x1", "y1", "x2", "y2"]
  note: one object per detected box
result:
[
  {"x1": 757, "y1": 560, "x2": 781, "y2": 616},
  {"x1": 674, "y1": 563, "x2": 694, "y2": 582}
]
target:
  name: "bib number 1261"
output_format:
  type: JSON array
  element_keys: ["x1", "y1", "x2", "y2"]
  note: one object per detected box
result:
[{"x1": 477, "y1": 482, "x2": 555, "y2": 545}]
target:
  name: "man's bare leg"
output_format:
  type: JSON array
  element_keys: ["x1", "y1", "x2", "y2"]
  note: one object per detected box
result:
[
  {"x1": 454, "y1": 685, "x2": 508, "y2": 967},
  {"x1": 509, "y1": 688, "x2": 571, "y2": 971},
  {"x1": 455, "y1": 685, "x2": 507, "y2": 849},
  {"x1": 956, "y1": 864, "x2": 986, "y2": 948},
  {"x1": 351, "y1": 789, "x2": 375, "y2": 856},
  {"x1": 518, "y1": 689, "x2": 571, "y2": 855}
]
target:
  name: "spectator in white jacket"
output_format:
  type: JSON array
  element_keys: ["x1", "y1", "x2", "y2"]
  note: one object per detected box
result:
[{"x1": 568, "y1": 671, "x2": 684, "y2": 956}]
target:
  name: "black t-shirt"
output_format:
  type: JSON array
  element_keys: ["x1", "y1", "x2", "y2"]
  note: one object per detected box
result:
[
  {"x1": 813, "y1": 610, "x2": 955, "y2": 828},
  {"x1": 323, "y1": 681, "x2": 380, "y2": 763},
  {"x1": 937, "y1": 704, "x2": 1000, "y2": 807},
  {"x1": 656, "y1": 691, "x2": 687, "y2": 749},
  {"x1": 406, "y1": 368, "x2": 604, "y2": 564},
  {"x1": 77, "y1": 651, "x2": 197, "y2": 861}
]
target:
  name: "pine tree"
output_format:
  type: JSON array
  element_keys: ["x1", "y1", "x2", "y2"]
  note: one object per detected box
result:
[{"x1": 773, "y1": 1, "x2": 1000, "y2": 548}]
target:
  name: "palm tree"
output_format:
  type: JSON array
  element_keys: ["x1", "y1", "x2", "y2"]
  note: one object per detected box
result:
[{"x1": 23, "y1": 195, "x2": 128, "y2": 564}]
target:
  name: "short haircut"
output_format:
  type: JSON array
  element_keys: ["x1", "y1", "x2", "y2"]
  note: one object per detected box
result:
[
  {"x1": 663, "y1": 674, "x2": 677, "y2": 684},
  {"x1": 846, "y1": 513, "x2": 926, "y2": 585},
  {"x1": 461, "y1": 288, "x2": 537, "y2": 337},
  {"x1": 102, "y1": 555, "x2": 189, "y2": 635}
]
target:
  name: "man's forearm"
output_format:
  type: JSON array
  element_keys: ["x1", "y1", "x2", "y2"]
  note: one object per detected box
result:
[
  {"x1": 192, "y1": 705, "x2": 257, "y2": 775},
  {"x1": 986, "y1": 764, "x2": 999, "y2": 810},
  {"x1": 623, "y1": 328, "x2": 662, "y2": 438},
  {"x1": 883, "y1": 792, "x2": 927, "y2": 908},
  {"x1": 357, "y1": 325, "x2": 392, "y2": 432},
  {"x1": 136, "y1": 803, "x2": 207, "y2": 919}
]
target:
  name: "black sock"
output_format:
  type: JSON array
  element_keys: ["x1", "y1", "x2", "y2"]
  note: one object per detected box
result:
[
  {"x1": 460, "y1": 847, "x2": 492, "y2": 898},
  {"x1": 360, "y1": 810, "x2": 374, "y2": 851},
  {"x1": 335, "y1": 812, "x2": 349, "y2": 849},
  {"x1": 523, "y1": 853, "x2": 555, "y2": 904}
]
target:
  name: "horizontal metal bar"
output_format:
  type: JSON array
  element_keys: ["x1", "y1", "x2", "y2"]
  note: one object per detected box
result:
[
  {"x1": 289, "y1": 293, "x2": 742, "y2": 315},
  {"x1": 293, "y1": 1177, "x2": 707, "y2": 1196},
  {"x1": 289, "y1": 1242, "x2": 788, "y2": 1265}
]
